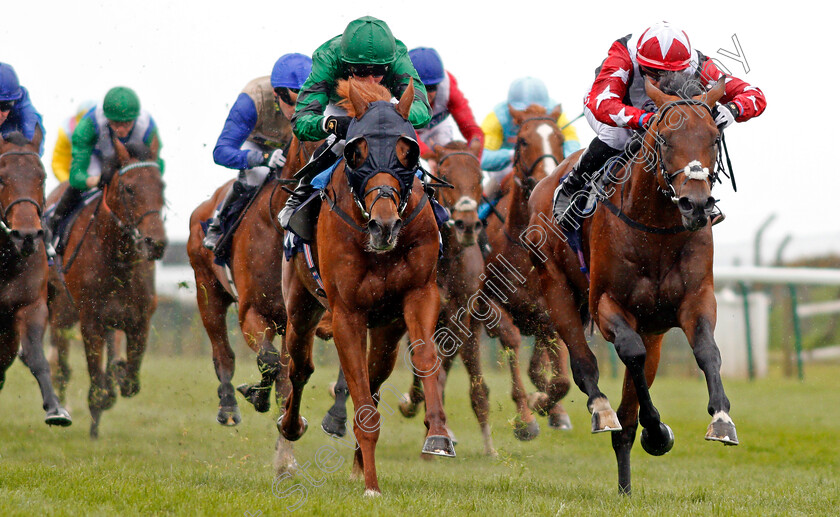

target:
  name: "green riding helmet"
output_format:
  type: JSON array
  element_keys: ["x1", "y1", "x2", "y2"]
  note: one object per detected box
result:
[
  {"x1": 103, "y1": 86, "x2": 141, "y2": 122},
  {"x1": 340, "y1": 16, "x2": 396, "y2": 65}
]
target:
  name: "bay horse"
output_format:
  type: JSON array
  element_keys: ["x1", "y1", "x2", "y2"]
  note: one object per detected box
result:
[
  {"x1": 47, "y1": 136, "x2": 167, "y2": 438},
  {"x1": 0, "y1": 130, "x2": 71, "y2": 426},
  {"x1": 481, "y1": 103, "x2": 573, "y2": 439},
  {"x1": 187, "y1": 130, "x2": 317, "y2": 428},
  {"x1": 280, "y1": 78, "x2": 452, "y2": 495},
  {"x1": 394, "y1": 140, "x2": 496, "y2": 455},
  {"x1": 527, "y1": 76, "x2": 738, "y2": 493}
]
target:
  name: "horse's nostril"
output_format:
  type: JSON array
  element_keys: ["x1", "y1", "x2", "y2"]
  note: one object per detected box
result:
[
  {"x1": 678, "y1": 197, "x2": 693, "y2": 212},
  {"x1": 705, "y1": 197, "x2": 716, "y2": 211},
  {"x1": 454, "y1": 220, "x2": 465, "y2": 231},
  {"x1": 367, "y1": 220, "x2": 382, "y2": 235}
]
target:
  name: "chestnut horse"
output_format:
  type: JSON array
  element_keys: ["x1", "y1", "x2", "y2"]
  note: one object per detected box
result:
[
  {"x1": 280, "y1": 79, "x2": 452, "y2": 495},
  {"x1": 47, "y1": 137, "x2": 167, "y2": 438},
  {"x1": 482, "y1": 104, "x2": 572, "y2": 439},
  {"x1": 394, "y1": 140, "x2": 496, "y2": 455},
  {"x1": 187, "y1": 133, "x2": 317, "y2": 428},
  {"x1": 0, "y1": 130, "x2": 71, "y2": 426},
  {"x1": 527, "y1": 77, "x2": 738, "y2": 493}
]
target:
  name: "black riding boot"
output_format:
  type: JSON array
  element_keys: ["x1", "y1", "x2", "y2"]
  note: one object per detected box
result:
[
  {"x1": 44, "y1": 186, "x2": 84, "y2": 254},
  {"x1": 277, "y1": 180, "x2": 316, "y2": 233},
  {"x1": 203, "y1": 181, "x2": 247, "y2": 251},
  {"x1": 553, "y1": 137, "x2": 620, "y2": 230}
]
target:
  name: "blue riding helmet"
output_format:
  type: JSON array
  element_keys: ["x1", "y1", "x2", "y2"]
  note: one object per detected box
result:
[
  {"x1": 0, "y1": 63, "x2": 24, "y2": 102},
  {"x1": 271, "y1": 53, "x2": 313, "y2": 89},
  {"x1": 408, "y1": 47, "x2": 445, "y2": 86},
  {"x1": 508, "y1": 76, "x2": 549, "y2": 110}
]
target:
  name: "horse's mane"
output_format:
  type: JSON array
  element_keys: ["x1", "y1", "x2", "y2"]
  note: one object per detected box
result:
[
  {"x1": 2, "y1": 131, "x2": 31, "y2": 147},
  {"x1": 441, "y1": 140, "x2": 469, "y2": 151},
  {"x1": 335, "y1": 79, "x2": 391, "y2": 117},
  {"x1": 658, "y1": 72, "x2": 705, "y2": 98},
  {"x1": 519, "y1": 104, "x2": 549, "y2": 116}
]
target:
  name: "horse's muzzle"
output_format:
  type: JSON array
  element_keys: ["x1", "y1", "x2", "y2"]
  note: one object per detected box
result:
[
  {"x1": 451, "y1": 218, "x2": 483, "y2": 247},
  {"x1": 368, "y1": 217, "x2": 402, "y2": 252},
  {"x1": 142, "y1": 236, "x2": 168, "y2": 261},
  {"x1": 9, "y1": 228, "x2": 44, "y2": 257},
  {"x1": 678, "y1": 196, "x2": 716, "y2": 232}
]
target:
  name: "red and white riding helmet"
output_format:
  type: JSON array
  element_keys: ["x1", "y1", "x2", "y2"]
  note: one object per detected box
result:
[{"x1": 636, "y1": 21, "x2": 692, "y2": 71}]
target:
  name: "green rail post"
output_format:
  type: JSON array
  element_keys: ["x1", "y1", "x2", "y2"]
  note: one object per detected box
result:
[
  {"x1": 788, "y1": 283, "x2": 805, "y2": 380},
  {"x1": 738, "y1": 282, "x2": 755, "y2": 380}
]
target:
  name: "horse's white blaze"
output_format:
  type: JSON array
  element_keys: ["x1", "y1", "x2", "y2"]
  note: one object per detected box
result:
[
  {"x1": 712, "y1": 410, "x2": 733, "y2": 424},
  {"x1": 537, "y1": 123, "x2": 556, "y2": 176},
  {"x1": 453, "y1": 196, "x2": 478, "y2": 212},
  {"x1": 684, "y1": 159, "x2": 710, "y2": 180}
]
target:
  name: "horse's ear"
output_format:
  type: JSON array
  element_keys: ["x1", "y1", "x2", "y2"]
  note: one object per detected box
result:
[
  {"x1": 644, "y1": 77, "x2": 671, "y2": 108},
  {"x1": 550, "y1": 103, "x2": 563, "y2": 120},
  {"x1": 698, "y1": 77, "x2": 726, "y2": 108},
  {"x1": 348, "y1": 78, "x2": 369, "y2": 119},
  {"x1": 113, "y1": 137, "x2": 130, "y2": 164},
  {"x1": 396, "y1": 78, "x2": 414, "y2": 120},
  {"x1": 431, "y1": 143, "x2": 445, "y2": 160},
  {"x1": 30, "y1": 124, "x2": 44, "y2": 150},
  {"x1": 468, "y1": 137, "x2": 482, "y2": 158},
  {"x1": 509, "y1": 104, "x2": 525, "y2": 125},
  {"x1": 149, "y1": 133, "x2": 160, "y2": 160}
]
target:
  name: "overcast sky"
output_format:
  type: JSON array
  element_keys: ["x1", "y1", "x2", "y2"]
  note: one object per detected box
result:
[{"x1": 3, "y1": 1, "x2": 826, "y2": 264}]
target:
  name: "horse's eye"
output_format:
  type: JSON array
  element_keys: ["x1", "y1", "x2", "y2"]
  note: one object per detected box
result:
[{"x1": 125, "y1": 185, "x2": 136, "y2": 196}]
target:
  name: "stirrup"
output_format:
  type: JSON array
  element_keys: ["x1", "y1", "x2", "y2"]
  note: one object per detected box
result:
[
  {"x1": 710, "y1": 210, "x2": 726, "y2": 226},
  {"x1": 203, "y1": 221, "x2": 223, "y2": 251}
]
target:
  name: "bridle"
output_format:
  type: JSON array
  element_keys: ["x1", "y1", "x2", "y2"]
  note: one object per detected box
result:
[
  {"x1": 0, "y1": 150, "x2": 45, "y2": 237},
  {"x1": 648, "y1": 100, "x2": 721, "y2": 203},
  {"x1": 100, "y1": 160, "x2": 163, "y2": 244},
  {"x1": 512, "y1": 116, "x2": 561, "y2": 198}
]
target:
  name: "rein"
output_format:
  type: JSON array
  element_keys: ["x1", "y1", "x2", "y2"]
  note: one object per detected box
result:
[
  {"x1": 323, "y1": 186, "x2": 428, "y2": 235},
  {"x1": 0, "y1": 150, "x2": 45, "y2": 237}
]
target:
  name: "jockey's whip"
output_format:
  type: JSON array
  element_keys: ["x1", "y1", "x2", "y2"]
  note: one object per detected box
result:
[{"x1": 559, "y1": 112, "x2": 585, "y2": 131}]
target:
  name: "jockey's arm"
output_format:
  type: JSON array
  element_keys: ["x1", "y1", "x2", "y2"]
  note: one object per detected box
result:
[
  {"x1": 480, "y1": 111, "x2": 513, "y2": 171},
  {"x1": 446, "y1": 72, "x2": 484, "y2": 156},
  {"x1": 68, "y1": 117, "x2": 98, "y2": 190},
  {"x1": 699, "y1": 59, "x2": 767, "y2": 121},
  {"x1": 213, "y1": 93, "x2": 259, "y2": 170},
  {"x1": 585, "y1": 40, "x2": 648, "y2": 130},
  {"x1": 51, "y1": 127, "x2": 72, "y2": 183}
]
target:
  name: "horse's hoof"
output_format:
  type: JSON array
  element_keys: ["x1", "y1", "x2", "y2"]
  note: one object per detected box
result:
[
  {"x1": 527, "y1": 392, "x2": 550, "y2": 416},
  {"x1": 277, "y1": 414, "x2": 308, "y2": 441},
  {"x1": 120, "y1": 376, "x2": 140, "y2": 398},
  {"x1": 513, "y1": 418, "x2": 540, "y2": 441},
  {"x1": 90, "y1": 424, "x2": 99, "y2": 439},
  {"x1": 45, "y1": 407, "x2": 72, "y2": 427},
  {"x1": 237, "y1": 383, "x2": 270, "y2": 413},
  {"x1": 422, "y1": 435, "x2": 456, "y2": 457},
  {"x1": 705, "y1": 417, "x2": 739, "y2": 445},
  {"x1": 398, "y1": 393, "x2": 418, "y2": 418},
  {"x1": 363, "y1": 488, "x2": 381, "y2": 497},
  {"x1": 321, "y1": 410, "x2": 346, "y2": 438},
  {"x1": 217, "y1": 405, "x2": 241, "y2": 426},
  {"x1": 591, "y1": 408, "x2": 622, "y2": 433},
  {"x1": 641, "y1": 422, "x2": 675, "y2": 456},
  {"x1": 88, "y1": 385, "x2": 117, "y2": 411},
  {"x1": 548, "y1": 413, "x2": 572, "y2": 431}
]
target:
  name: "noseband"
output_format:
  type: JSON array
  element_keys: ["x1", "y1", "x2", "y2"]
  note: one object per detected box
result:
[
  {"x1": 512, "y1": 116, "x2": 561, "y2": 197},
  {"x1": 0, "y1": 150, "x2": 45, "y2": 236},
  {"x1": 101, "y1": 161, "x2": 163, "y2": 243}
]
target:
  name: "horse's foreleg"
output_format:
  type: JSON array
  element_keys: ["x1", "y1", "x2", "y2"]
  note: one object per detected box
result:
[
  {"x1": 459, "y1": 317, "x2": 495, "y2": 456},
  {"x1": 403, "y1": 285, "x2": 455, "y2": 457},
  {"x1": 122, "y1": 320, "x2": 150, "y2": 399},
  {"x1": 534, "y1": 261, "x2": 617, "y2": 432},
  {"x1": 680, "y1": 301, "x2": 737, "y2": 445},
  {"x1": 15, "y1": 301, "x2": 72, "y2": 426},
  {"x1": 47, "y1": 323, "x2": 72, "y2": 403},
  {"x1": 599, "y1": 300, "x2": 672, "y2": 456},
  {"x1": 238, "y1": 306, "x2": 280, "y2": 413},
  {"x1": 195, "y1": 279, "x2": 238, "y2": 425},
  {"x1": 321, "y1": 367, "x2": 350, "y2": 438},
  {"x1": 331, "y1": 304, "x2": 381, "y2": 494},
  {"x1": 494, "y1": 307, "x2": 539, "y2": 440},
  {"x1": 540, "y1": 334, "x2": 573, "y2": 430},
  {"x1": 79, "y1": 315, "x2": 115, "y2": 438}
]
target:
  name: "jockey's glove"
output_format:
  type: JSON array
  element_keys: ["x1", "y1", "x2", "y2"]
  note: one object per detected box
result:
[
  {"x1": 714, "y1": 102, "x2": 739, "y2": 130},
  {"x1": 323, "y1": 115, "x2": 352, "y2": 139},
  {"x1": 265, "y1": 149, "x2": 287, "y2": 169},
  {"x1": 246, "y1": 149, "x2": 267, "y2": 168}
]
